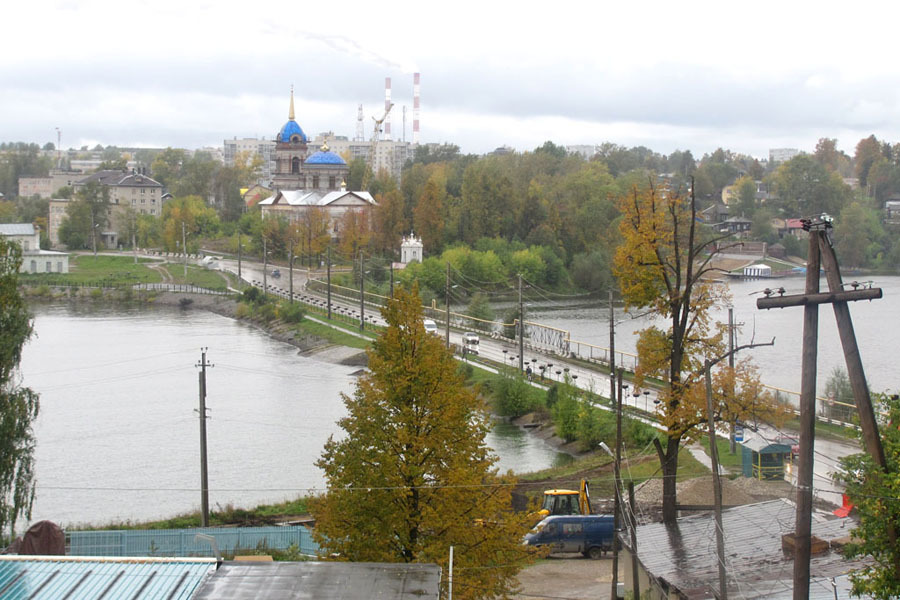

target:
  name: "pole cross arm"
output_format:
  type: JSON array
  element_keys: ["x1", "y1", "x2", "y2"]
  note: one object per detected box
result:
[{"x1": 757, "y1": 287, "x2": 881, "y2": 309}]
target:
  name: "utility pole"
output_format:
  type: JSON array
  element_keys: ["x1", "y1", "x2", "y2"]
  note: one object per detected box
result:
[
  {"x1": 132, "y1": 214, "x2": 137, "y2": 265},
  {"x1": 518, "y1": 274, "x2": 524, "y2": 372},
  {"x1": 237, "y1": 231, "x2": 242, "y2": 280},
  {"x1": 757, "y1": 222, "x2": 894, "y2": 596},
  {"x1": 327, "y1": 246, "x2": 332, "y2": 320},
  {"x1": 610, "y1": 368, "x2": 624, "y2": 600},
  {"x1": 182, "y1": 221, "x2": 187, "y2": 279},
  {"x1": 196, "y1": 348, "x2": 213, "y2": 527},
  {"x1": 445, "y1": 261, "x2": 451, "y2": 348},
  {"x1": 262, "y1": 236, "x2": 268, "y2": 296},
  {"x1": 705, "y1": 359, "x2": 728, "y2": 600},
  {"x1": 389, "y1": 262, "x2": 394, "y2": 298},
  {"x1": 90, "y1": 205, "x2": 97, "y2": 257},
  {"x1": 288, "y1": 245, "x2": 294, "y2": 304},
  {"x1": 609, "y1": 289, "x2": 616, "y2": 403},
  {"x1": 728, "y1": 307, "x2": 736, "y2": 454},
  {"x1": 359, "y1": 250, "x2": 365, "y2": 332},
  {"x1": 628, "y1": 481, "x2": 639, "y2": 600}
]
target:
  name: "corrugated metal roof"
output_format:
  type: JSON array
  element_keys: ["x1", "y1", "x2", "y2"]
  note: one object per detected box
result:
[
  {"x1": 0, "y1": 556, "x2": 217, "y2": 600},
  {"x1": 259, "y1": 190, "x2": 375, "y2": 207},
  {"x1": 193, "y1": 561, "x2": 441, "y2": 600},
  {"x1": 632, "y1": 499, "x2": 871, "y2": 599}
]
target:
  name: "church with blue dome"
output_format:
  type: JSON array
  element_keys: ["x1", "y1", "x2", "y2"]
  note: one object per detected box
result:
[
  {"x1": 272, "y1": 89, "x2": 349, "y2": 192},
  {"x1": 261, "y1": 89, "x2": 375, "y2": 236}
]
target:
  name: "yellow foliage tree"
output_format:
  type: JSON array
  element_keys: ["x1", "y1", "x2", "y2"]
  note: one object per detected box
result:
[
  {"x1": 614, "y1": 180, "x2": 787, "y2": 522},
  {"x1": 311, "y1": 286, "x2": 538, "y2": 599}
]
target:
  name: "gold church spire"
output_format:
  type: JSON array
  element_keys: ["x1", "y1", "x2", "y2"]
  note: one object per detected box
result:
[{"x1": 289, "y1": 85, "x2": 295, "y2": 120}]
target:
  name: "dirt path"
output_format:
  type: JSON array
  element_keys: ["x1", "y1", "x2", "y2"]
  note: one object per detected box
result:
[{"x1": 514, "y1": 555, "x2": 621, "y2": 599}]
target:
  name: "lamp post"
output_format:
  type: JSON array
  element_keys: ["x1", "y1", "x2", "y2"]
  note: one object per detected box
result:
[{"x1": 644, "y1": 390, "x2": 651, "y2": 412}]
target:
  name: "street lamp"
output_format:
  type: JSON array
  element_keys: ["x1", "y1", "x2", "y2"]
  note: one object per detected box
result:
[{"x1": 643, "y1": 390, "x2": 651, "y2": 412}]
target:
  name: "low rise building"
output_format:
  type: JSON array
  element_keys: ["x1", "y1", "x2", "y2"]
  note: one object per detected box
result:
[
  {"x1": 0, "y1": 223, "x2": 69, "y2": 273},
  {"x1": 258, "y1": 188, "x2": 376, "y2": 237}
]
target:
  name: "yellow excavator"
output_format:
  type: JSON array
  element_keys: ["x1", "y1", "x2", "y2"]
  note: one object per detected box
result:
[{"x1": 537, "y1": 479, "x2": 592, "y2": 517}]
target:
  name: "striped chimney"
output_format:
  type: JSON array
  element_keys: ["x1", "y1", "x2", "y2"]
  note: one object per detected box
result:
[
  {"x1": 413, "y1": 72, "x2": 420, "y2": 145},
  {"x1": 384, "y1": 77, "x2": 392, "y2": 140}
]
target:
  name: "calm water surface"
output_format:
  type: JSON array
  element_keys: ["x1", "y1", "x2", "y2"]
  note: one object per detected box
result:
[{"x1": 21, "y1": 304, "x2": 568, "y2": 527}]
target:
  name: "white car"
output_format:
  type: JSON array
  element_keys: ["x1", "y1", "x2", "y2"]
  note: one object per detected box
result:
[{"x1": 423, "y1": 319, "x2": 438, "y2": 335}]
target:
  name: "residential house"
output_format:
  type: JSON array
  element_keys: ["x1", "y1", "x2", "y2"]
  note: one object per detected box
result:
[
  {"x1": 0, "y1": 223, "x2": 69, "y2": 273},
  {"x1": 72, "y1": 168, "x2": 165, "y2": 248}
]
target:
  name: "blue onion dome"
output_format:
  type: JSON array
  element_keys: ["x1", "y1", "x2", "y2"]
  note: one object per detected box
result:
[
  {"x1": 278, "y1": 120, "x2": 307, "y2": 144},
  {"x1": 306, "y1": 142, "x2": 346, "y2": 165}
]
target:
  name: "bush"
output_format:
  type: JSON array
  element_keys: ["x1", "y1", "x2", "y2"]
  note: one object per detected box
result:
[
  {"x1": 235, "y1": 303, "x2": 251, "y2": 319},
  {"x1": 278, "y1": 301, "x2": 305, "y2": 323},
  {"x1": 242, "y1": 287, "x2": 265, "y2": 305},
  {"x1": 625, "y1": 418, "x2": 662, "y2": 449},
  {"x1": 256, "y1": 303, "x2": 277, "y2": 323},
  {"x1": 492, "y1": 372, "x2": 541, "y2": 417},
  {"x1": 552, "y1": 381, "x2": 580, "y2": 442},
  {"x1": 575, "y1": 400, "x2": 615, "y2": 452}
]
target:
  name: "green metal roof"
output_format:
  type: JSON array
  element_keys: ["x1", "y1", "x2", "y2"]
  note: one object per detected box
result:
[{"x1": 0, "y1": 556, "x2": 217, "y2": 599}]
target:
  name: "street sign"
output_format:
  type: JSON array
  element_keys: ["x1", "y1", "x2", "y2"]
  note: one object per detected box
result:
[{"x1": 734, "y1": 425, "x2": 744, "y2": 443}]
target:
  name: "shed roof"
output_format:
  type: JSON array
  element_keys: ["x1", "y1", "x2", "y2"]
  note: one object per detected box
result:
[
  {"x1": 0, "y1": 556, "x2": 217, "y2": 600},
  {"x1": 192, "y1": 561, "x2": 441, "y2": 599},
  {"x1": 633, "y1": 499, "x2": 870, "y2": 599}
]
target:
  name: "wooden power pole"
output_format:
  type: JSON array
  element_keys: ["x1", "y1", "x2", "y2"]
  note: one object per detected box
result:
[{"x1": 757, "y1": 220, "x2": 891, "y2": 598}]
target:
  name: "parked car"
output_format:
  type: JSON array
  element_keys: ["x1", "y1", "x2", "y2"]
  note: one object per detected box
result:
[
  {"x1": 462, "y1": 332, "x2": 480, "y2": 354},
  {"x1": 271, "y1": 269, "x2": 281, "y2": 278},
  {"x1": 524, "y1": 514, "x2": 615, "y2": 559},
  {"x1": 423, "y1": 319, "x2": 438, "y2": 335}
]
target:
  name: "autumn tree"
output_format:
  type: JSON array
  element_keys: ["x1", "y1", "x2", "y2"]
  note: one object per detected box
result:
[
  {"x1": 311, "y1": 286, "x2": 536, "y2": 599},
  {"x1": 413, "y1": 177, "x2": 445, "y2": 253},
  {"x1": 835, "y1": 393, "x2": 900, "y2": 599},
  {"x1": 614, "y1": 181, "x2": 787, "y2": 523},
  {"x1": 58, "y1": 180, "x2": 110, "y2": 250},
  {"x1": 337, "y1": 209, "x2": 371, "y2": 258},
  {"x1": 0, "y1": 238, "x2": 40, "y2": 541},
  {"x1": 372, "y1": 187, "x2": 407, "y2": 255},
  {"x1": 855, "y1": 135, "x2": 883, "y2": 189},
  {"x1": 160, "y1": 195, "x2": 220, "y2": 252}
]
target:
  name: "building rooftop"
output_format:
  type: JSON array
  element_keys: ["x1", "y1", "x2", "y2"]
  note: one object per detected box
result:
[
  {"x1": 633, "y1": 499, "x2": 869, "y2": 599},
  {"x1": 192, "y1": 561, "x2": 441, "y2": 600},
  {"x1": 0, "y1": 556, "x2": 217, "y2": 600},
  {"x1": 259, "y1": 190, "x2": 375, "y2": 207},
  {"x1": 75, "y1": 170, "x2": 162, "y2": 188},
  {"x1": 0, "y1": 223, "x2": 36, "y2": 236}
]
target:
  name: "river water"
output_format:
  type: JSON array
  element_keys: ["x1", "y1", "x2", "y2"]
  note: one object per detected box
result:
[
  {"x1": 20, "y1": 304, "x2": 569, "y2": 528},
  {"x1": 528, "y1": 275, "x2": 900, "y2": 396}
]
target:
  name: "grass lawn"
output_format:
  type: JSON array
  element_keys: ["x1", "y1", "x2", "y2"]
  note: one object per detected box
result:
[
  {"x1": 164, "y1": 264, "x2": 232, "y2": 290},
  {"x1": 697, "y1": 435, "x2": 744, "y2": 471},
  {"x1": 22, "y1": 254, "x2": 164, "y2": 285},
  {"x1": 294, "y1": 317, "x2": 373, "y2": 350}
]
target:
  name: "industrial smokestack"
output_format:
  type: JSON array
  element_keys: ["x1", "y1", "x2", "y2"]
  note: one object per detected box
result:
[
  {"x1": 413, "y1": 72, "x2": 420, "y2": 145},
  {"x1": 384, "y1": 77, "x2": 392, "y2": 141}
]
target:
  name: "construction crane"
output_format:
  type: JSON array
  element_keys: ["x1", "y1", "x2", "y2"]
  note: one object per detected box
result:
[{"x1": 361, "y1": 103, "x2": 393, "y2": 191}]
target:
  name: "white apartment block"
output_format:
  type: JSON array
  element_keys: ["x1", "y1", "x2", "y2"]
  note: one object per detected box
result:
[{"x1": 224, "y1": 137, "x2": 275, "y2": 184}]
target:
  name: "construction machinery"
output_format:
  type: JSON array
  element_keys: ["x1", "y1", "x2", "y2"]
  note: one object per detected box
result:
[
  {"x1": 537, "y1": 478, "x2": 592, "y2": 517},
  {"x1": 360, "y1": 103, "x2": 394, "y2": 191}
]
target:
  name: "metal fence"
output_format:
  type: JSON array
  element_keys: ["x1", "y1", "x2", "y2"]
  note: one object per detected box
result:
[{"x1": 66, "y1": 526, "x2": 319, "y2": 558}]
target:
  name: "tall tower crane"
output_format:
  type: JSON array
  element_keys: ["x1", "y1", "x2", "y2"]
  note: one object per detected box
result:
[{"x1": 361, "y1": 103, "x2": 393, "y2": 191}]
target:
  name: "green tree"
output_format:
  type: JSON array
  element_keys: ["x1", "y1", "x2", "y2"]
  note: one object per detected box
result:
[
  {"x1": 773, "y1": 155, "x2": 850, "y2": 217},
  {"x1": 835, "y1": 393, "x2": 900, "y2": 599},
  {"x1": 0, "y1": 238, "x2": 40, "y2": 541},
  {"x1": 58, "y1": 181, "x2": 110, "y2": 250},
  {"x1": 413, "y1": 177, "x2": 445, "y2": 254},
  {"x1": 733, "y1": 175, "x2": 758, "y2": 217},
  {"x1": 311, "y1": 286, "x2": 535, "y2": 599},
  {"x1": 836, "y1": 201, "x2": 884, "y2": 269}
]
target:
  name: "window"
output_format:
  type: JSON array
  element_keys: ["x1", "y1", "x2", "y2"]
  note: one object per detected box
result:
[
  {"x1": 292, "y1": 157, "x2": 300, "y2": 174},
  {"x1": 141, "y1": 188, "x2": 145, "y2": 194},
  {"x1": 46, "y1": 261, "x2": 51, "y2": 272},
  {"x1": 57, "y1": 262, "x2": 62, "y2": 273},
  {"x1": 329, "y1": 176, "x2": 336, "y2": 189},
  {"x1": 561, "y1": 523, "x2": 583, "y2": 535},
  {"x1": 30, "y1": 260, "x2": 36, "y2": 272},
  {"x1": 23, "y1": 241, "x2": 29, "y2": 251},
  {"x1": 313, "y1": 176, "x2": 319, "y2": 188}
]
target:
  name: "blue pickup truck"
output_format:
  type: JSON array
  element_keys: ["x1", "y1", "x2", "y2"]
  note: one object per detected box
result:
[{"x1": 524, "y1": 514, "x2": 615, "y2": 559}]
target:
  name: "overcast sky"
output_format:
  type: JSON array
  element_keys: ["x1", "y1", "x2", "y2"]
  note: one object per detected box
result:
[{"x1": 4, "y1": 0, "x2": 900, "y2": 159}]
